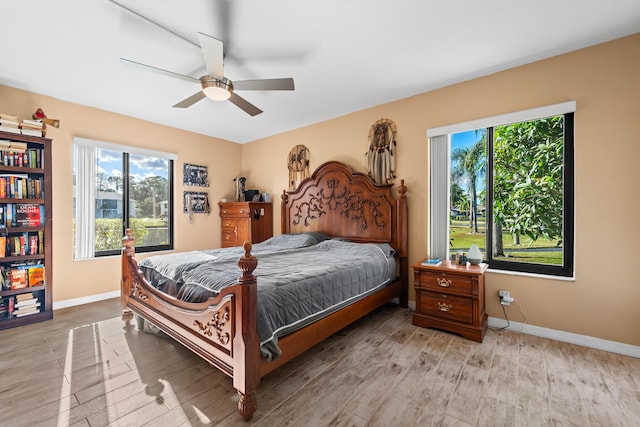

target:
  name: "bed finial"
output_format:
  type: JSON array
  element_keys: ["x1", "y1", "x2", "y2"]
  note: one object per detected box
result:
[
  {"x1": 122, "y1": 228, "x2": 135, "y2": 254},
  {"x1": 238, "y1": 241, "x2": 258, "y2": 283},
  {"x1": 281, "y1": 189, "x2": 288, "y2": 203}
]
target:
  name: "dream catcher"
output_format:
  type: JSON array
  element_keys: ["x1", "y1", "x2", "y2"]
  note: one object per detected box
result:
[
  {"x1": 366, "y1": 118, "x2": 397, "y2": 184},
  {"x1": 288, "y1": 145, "x2": 310, "y2": 190}
]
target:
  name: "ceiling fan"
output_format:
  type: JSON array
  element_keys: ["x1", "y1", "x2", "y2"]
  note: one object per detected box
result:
[{"x1": 110, "y1": 1, "x2": 294, "y2": 116}]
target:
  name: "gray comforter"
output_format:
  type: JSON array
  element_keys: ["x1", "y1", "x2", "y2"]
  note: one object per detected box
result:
[{"x1": 139, "y1": 233, "x2": 396, "y2": 360}]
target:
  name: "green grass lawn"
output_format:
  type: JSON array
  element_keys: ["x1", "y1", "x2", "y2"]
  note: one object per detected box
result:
[{"x1": 449, "y1": 219, "x2": 562, "y2": 265}]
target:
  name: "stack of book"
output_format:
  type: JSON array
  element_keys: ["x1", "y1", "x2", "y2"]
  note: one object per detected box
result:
[
  {"x1": 20, "y1": 119, "x2": 43, "y2": 137},
  {"x1": 13, "y1": 293, "x2": 41, "y2": 317},
  {"x1": 0, "y1": 114, "x2": 21, "y2": 134}
]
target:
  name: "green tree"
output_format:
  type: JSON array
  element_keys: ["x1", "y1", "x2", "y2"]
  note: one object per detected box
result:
[
  {"x1": 451, "y1": 134, "x2": 486, "y2": 233},
  {"x1": 493, "y1": 116, "x2": 564, "y2": 254}
]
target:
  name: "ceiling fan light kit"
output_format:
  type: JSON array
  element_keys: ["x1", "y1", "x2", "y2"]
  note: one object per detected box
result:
[{"x1": 201, "y1": 76, "x2": 233, "y2": 101}]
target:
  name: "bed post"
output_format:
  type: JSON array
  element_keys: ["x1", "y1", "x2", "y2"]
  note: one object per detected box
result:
[
  {"x1": 280, "y1": 190, "x2": 288, "y2": 234},
  {"x1": 120, "y1": 229, "x2": 135, "y2": 323},
  {"x1": 234, "y1": 241, "x2": 261, "y2": 421},
  {"x1": 396, "y1": 179, "x2": 409, "y2": 308}
]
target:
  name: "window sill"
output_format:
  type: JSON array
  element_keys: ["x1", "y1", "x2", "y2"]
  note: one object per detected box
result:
[{"x1": 486, "y1": 267, "x2": 575, "y2": 282}]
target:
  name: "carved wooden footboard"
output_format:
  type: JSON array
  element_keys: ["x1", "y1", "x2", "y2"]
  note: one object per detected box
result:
[
  {"x1": 120, "y1": 160, "x2": 408, "y2": 421},
  {"x1": 121, "y1": 235, "x2": 261, "y2": 420}
]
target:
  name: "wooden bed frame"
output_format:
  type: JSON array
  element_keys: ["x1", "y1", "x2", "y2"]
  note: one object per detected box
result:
[{"x1": 120, "y1": 160, "x2": 408, "y2": 420}]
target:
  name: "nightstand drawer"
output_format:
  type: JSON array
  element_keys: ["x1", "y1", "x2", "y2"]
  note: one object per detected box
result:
[
  {"x1": 418, "y1": 291, "x2": 473, "y2": 324},
  {"x1": 416, "y1": 271, "x2": 474, "y2": 294}
]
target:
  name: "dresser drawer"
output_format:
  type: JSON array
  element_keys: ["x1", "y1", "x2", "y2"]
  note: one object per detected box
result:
[
  {"x1": 416, "y1": 270, "x2": 474, "y2": 294},
  {"x1": 219, "y1": 205, "x2": 250, "y2": 217},
  {"x1": 222, "y1": 218, "x2": 237, "y2": 228},
  {"x1": 418, "y1": 291, "x2": 473, "y2": 324},
  {"x1": 222, "y1": 230, "x2": 241, "y2": 246}
]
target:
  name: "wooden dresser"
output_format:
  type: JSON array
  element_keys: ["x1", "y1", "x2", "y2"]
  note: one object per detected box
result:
[
  {"x1": 411, "y1": 260, "x2": 488, "y2": 342},
  {"x1": 219, "y1": 201, "x2": 273, "y2": 248}
]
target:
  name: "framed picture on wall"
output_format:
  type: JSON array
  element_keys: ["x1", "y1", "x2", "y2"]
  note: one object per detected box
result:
[
  {"x1": 183, "y1": 191, "x2": 210, "y2": 214},
  {"x1": 183, "y1": 163, "x2": 209, "y2": 187}
]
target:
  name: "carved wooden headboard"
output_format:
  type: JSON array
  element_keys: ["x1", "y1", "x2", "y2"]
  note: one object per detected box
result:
[{"x1": 280, "y1": 161, "x2": 407, "y2": 255}]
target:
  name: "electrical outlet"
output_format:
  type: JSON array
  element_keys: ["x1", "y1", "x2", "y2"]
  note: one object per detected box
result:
[{"x1": 499, "y1": 290, "x2": 514, "y2": 306}]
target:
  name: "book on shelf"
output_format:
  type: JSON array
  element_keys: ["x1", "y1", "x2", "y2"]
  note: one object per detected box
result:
[
  {"x1": 20, "y1": 128, "x2": 43, "y2": 137},
  {"x1": 0, "y1": 139, "x2": 27, "y2": 152},
  {"x1": 14, "y1": 304, "x2": 41, "y2": 317},
  {"x1": 10, "y1": 267, "x2": 27, "y2": 289},
  {"x1": 27, "y1": 264, "x2": 44, "y2": 287},
  {"x1": 0, "y1": 114, "x2": 19, "y2": 122},
  {"x1": 0, "y1": 125, "x2": 21, "y2": 134},
  {"x1": 14, "y1": 203, "x2": 41, "y2": 227},
  {"x1": 421, "y1": 258, "x2": 442, "y2": 266},
  {"x1": 15, "y1": 297, "x2": 39, "y2": 309}
]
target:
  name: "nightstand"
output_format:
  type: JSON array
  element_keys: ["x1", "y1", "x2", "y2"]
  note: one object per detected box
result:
[{"x1": 411, "y1": 260, "x2": 488, "y2": 342}]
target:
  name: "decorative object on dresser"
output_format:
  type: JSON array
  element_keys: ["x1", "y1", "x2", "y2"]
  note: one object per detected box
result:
[
  {"x1": 219, "y1": 201, "x2": 273, "y2": 248},
  {"x1": 121, "y1": 160, "x2": 409, "y2": 420},
  {"x1": 366, "y1": 118, "x2": 397, "y2": 184},
  {"x1": 234, "y1": 176, "x2": 246, "y2": 201},
  {"x1": 0, "y1": 130, "x2": 53, "y2": 329},
  {"x1": 412, "y1": 260, "x2": 488, "y2": 342},
  {"x1": 287, "y1": 144, "x2": 310, "y2": 190}
]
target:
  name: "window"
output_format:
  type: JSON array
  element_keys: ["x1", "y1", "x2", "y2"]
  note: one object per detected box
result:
[
  {"x1": 428, "y1": 102, "x2": 575, "y2": 277},
  {"x1": 73, "y1": 138, "x2": 175, "y2": 259}
]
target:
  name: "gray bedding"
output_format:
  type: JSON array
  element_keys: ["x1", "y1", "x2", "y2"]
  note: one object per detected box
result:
[{"x1": 138, "y1": 233, "x2": 396, "y2": 360}]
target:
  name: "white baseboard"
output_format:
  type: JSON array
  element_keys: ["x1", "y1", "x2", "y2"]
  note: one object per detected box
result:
[
  {"x1": 53, "y1": 290, "x2": 120, "y2": 310},
  {"x1": 487, "y1": 317, "x2": 640, "y2": 358},
  {"x1": 407, "y1": 301, "x2": 639, "y2": 358}
]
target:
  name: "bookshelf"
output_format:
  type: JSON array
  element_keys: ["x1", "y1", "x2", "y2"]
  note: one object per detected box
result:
[{"x1": 0, "y1": 131, "x2": 52, "y2": 329}]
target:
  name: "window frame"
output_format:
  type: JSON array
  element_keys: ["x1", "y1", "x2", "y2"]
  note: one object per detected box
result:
[
  {"x1": 427, "y1": 102, "x2": 576, "y2": 278},
  {"x1": 73, "y1": 138, "x2": 176, "y2": 259}
]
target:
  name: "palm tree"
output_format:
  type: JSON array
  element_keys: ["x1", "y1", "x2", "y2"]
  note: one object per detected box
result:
[{"x1": 451, "y1": 136, "x2": 486, "y2": 233}]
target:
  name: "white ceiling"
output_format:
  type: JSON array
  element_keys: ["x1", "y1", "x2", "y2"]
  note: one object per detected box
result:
[{"x1": 2, "y1": 1, "x2": 639, "y2": 144}]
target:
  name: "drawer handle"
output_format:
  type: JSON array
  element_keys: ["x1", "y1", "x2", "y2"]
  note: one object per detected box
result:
[
  {"x1": 225, "y1": 221, "x2": 231, "y2": 226},
  {"x1": 437, "y1": 302, "x2": 453, "y2": 312},
  {"x1": 223, "y1": 209, "x2": 228, "y2": 214},
  {"x1": 437, "y1": 278, "x2": 451, "y2": 287},
  {"x1": 239, "y1": 208, "x2": 244, "y2": 213}
]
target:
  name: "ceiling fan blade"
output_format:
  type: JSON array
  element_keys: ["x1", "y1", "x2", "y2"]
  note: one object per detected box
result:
[
  {"x1": 233, "y1": 78, "x2": 295, "y2": 91},
  {"x1": 228, "y1": 93, "x2": 263, "y2": 116},
  {"x1": 197, "y1": 32, "x2": 224, "y2": 80},
  {"x1": 173, "y1": 91, "x2": 207, "y2": 108},
  {"x1": 108, "y1": 0, "x2": 199, "y2": 49},
  {"x1": 121, "y1": 58, "x2": 200, "y2": 83}
]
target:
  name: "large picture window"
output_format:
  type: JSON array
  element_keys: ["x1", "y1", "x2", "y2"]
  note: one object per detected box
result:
[
  {"x1": 428, "y1": 102, "x2": 574, "y2": 278},
  {"x1": 73, "y1": 138, "x2": 175, "y2": 259}
]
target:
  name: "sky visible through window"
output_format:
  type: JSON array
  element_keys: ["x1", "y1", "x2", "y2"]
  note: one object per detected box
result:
[{"x1": 450, "y1": 130, "x2": 484, "y2": 194}]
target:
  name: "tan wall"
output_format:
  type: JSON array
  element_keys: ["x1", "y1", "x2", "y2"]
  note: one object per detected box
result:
[
  {"x1": 242, "y1": 33, "x2": 640, "y2": 346},
  {"x1": 1, "y1": 33, "x2": 637, "y2": 347},
  {"x1": 0, "y1": 86, "x2": 242, "y2": 302}
]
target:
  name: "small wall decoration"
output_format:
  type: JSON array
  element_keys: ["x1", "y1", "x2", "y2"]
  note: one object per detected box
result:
[
  {"x1": 183, "y1": 163, "x2": 209, "y2": 187},
  {"x1": 366, "y1": 118, "x2": 397, "y2": 185},
  {"x1": 288, "y1": 144, "x2": 310, "y2": 190},
  {"x1": 183, "y1": 191, "x2": 210, "y2": 218}
]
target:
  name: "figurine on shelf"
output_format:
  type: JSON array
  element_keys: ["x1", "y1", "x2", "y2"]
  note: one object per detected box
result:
[{"x1": 32, "y1": 108, "x2": 60, "y2": 136}]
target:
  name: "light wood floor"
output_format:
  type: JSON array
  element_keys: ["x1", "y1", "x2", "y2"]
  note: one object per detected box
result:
[{"x1": 1, "y1": 298, "x2": 639, "y2": 427}]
